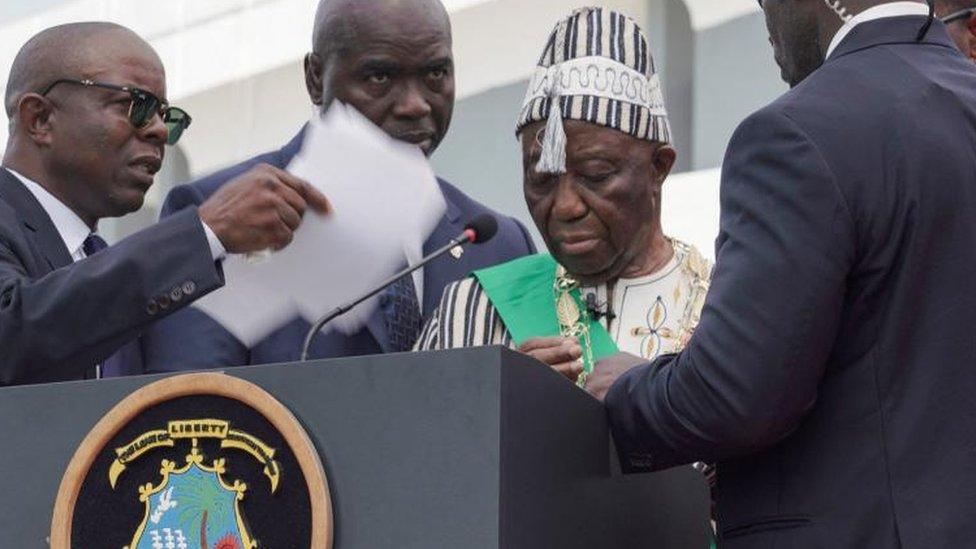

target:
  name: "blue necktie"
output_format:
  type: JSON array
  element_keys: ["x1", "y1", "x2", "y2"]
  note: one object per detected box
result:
[
  {"x1": 83, "y1": 234, "x2": 129, "y2": 378},
  {"x1": 83, "y1": 233, "x2": 107, "y2": 255},
  {"x1": 385, "y1": 275, "x2": 422, "y2": 352}
]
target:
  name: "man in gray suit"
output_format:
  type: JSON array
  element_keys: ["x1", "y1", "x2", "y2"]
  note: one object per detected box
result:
[
  {"x1": 591, "y1": 1, "x2": 976, "y2": 546},
  {"x1": 0, "y1": 22, "x2": 328, "y2": 385},
  {"x1": 142, "y1": 0, "x2": 536, "y2": 371}
]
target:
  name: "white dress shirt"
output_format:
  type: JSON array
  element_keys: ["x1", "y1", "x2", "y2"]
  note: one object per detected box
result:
[
  {"x1": 6, "y1": 168, "x2": 226, "y2": 261},
  {"x1": 8, "y1": 168, "x2": 92, "y2": 261},
  {"x1": 826, "y1": 1, "x2": 931, "y2": 59}
]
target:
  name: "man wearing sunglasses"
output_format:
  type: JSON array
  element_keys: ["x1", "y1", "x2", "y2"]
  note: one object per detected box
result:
[
  {"x1": 0, "y1": 22, "x2": 329, "y2": 385},
  {"x1": 937, "y1": 0, "x2": 976, "y2": 57},
  {"x1": 142, "y1": 0, "x2": 536, "y2": 372}
]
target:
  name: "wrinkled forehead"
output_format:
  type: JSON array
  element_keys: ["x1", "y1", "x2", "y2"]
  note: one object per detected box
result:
[{"x1": 75, "y1": 31, "x2": 167, "y2": 96}]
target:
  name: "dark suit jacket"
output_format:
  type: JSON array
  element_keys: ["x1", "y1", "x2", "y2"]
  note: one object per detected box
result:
[
  {"x1": 606, "y1": 18, "x2": 976, "y2": 548},
  {"x1": 142, "y1": 130, "x2": 535, "y2": 369},
  {"x1": 0, "y1": 168, "x2": 222, "y2": 385}
]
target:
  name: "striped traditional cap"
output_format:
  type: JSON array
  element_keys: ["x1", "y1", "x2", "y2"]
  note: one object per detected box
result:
[{"x1": 516, "y1": 7, "x2": 670, "y2": 174}]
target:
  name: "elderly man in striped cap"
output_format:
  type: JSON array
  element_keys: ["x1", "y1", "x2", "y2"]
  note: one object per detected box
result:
[{"x1": 415, "y1": 7, "x2": 710, "y2": 394}]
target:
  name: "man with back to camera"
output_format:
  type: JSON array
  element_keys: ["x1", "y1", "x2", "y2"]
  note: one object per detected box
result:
[
  {"x1": 587, "y1": 0, "x2": 976, "y2": 546},
  {"x1": 0, "y1": 22, "x2": 329, "y2": 385},
  {"x1": 143, "y1": 0, "x2": 536, "y2": 371}
]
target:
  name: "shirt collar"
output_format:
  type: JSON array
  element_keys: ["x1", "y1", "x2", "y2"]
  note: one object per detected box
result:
[
  {"x1": 6, "y1": 168, "x2": 94, "y2": 259},
  {"x1": 826, "y1": 2, "x2": 931, "y2": 59}
]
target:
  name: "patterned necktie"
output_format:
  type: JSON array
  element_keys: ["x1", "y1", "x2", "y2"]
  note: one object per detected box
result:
[
  {"x1": 83, "y1": 233, "x2": 108, "y2": 256},
  {"x1": 82, "y1": 233, "x2": 126, "y2": 378},
  {"x1": 385, "y1": 275, "x2": 422, "y2": 352}
]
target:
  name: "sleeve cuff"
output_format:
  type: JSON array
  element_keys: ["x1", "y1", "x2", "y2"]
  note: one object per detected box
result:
[{"x1": 201, "y1": 219, "x2": 227, "y2": 261}]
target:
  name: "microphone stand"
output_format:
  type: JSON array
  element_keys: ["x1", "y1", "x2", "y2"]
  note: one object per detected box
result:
[{"x1": 300, "y1": 229, "x2": 475, "y2": 361}]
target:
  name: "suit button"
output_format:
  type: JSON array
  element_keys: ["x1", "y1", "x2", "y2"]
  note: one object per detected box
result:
[
  {"x1": 182, "y1": 281, "x2": 196, "y2": 295},
  {"x1": 157, "y1": 295, "x2": 171, "y2": 310},
  {"x1": 146, "y1": 301, "x2": 159, "y2": 316},
  {"x1": 170, "y1": 287, "x2": 184, "y2": 302}
]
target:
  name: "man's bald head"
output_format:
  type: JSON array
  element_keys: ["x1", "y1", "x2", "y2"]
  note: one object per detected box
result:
[
  {"x1": 311, "y1": 0, "x2": 450, "y2": 59},
  {"x1": 4, "y1": 22, "x2": 160, "y2": 121},
  {"x1": 3, "y1": 22, "x2": 170, "y2": 226}
]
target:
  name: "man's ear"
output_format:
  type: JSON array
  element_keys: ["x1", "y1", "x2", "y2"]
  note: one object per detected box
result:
[
  {"x1": 652, "y1": 144, "x2": 677, "y2": 185},
  {"x1": 16, "y1": 93, "x2": 55, "y2": 147},
  {"x1": 966, "y1": 12, "x2": 976, "y2": 61},
  {"x1": 304, "y1": 52, "x2": 325, "y2": 106}
]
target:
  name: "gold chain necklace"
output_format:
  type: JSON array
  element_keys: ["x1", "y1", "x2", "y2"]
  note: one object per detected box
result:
[
  {"x1": 553, "y1": 239, "x2": 690, "y2": 387},
  {"x1": 553, "y1": 266, "x2": 595, "y2": 388}
]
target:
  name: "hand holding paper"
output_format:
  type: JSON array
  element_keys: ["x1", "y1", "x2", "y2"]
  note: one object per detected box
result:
[
  {"x1": 192, "y1": 103, "x2": 446, "y2": 347},
  {"x1": 198, "y1": 163, "x2": 331, "y2": 253}
]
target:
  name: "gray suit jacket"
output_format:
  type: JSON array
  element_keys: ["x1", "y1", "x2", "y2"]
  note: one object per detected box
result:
[
  {"x1": 0, "y1": 168, "x2": 223, "y2": 385},
  {"x1": 606, "y1": 18, "x2": 976, "y2": 548}
]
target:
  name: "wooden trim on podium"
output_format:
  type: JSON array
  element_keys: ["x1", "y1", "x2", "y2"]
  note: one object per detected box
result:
[{"x1": 49, "y1": 372, "x2": 333, "y2": 549}]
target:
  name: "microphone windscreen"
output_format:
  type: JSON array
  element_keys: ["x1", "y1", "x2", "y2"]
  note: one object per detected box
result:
[{"x1": 465, "y1": 214, "x2": 498, "y2": 244}]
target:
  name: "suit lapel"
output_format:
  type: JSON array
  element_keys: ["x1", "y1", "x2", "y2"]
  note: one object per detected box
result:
[
  {"x1": 273, "y1": 127, "x2": 307, "y2": 169},
  {"x1": 419, "y1": 180, "x2": 463, "y2": 313},
  {"x1": 0, "y1": 168, "x2": 73, "y2": 271}
]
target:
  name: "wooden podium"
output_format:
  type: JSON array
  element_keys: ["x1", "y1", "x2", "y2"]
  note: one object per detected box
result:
[{"x1": 0, "y1": 347, "x2": 709, "y2": 548}]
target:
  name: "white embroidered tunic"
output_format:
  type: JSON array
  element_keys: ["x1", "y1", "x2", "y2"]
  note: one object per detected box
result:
[{"x1": 415, "y1": 239, "x2": 711, "y2": 358}]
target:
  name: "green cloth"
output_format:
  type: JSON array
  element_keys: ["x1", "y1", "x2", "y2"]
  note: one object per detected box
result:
[{"x1": 472, "y1": 254, "x2": 618, "y2": 371}]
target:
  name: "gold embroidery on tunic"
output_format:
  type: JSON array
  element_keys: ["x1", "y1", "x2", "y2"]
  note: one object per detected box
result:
[{"x1": 553, "y1": 265, "x2": 593, "y2": 388}]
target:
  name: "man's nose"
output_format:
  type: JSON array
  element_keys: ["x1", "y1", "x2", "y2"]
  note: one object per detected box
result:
[
  {"x1": 393, "y1": 80, "x2": 433, "y2": 119},
  {"x1": 139, "y1": 111, "x2": 168, "y2": 145},
  {"x1": 551, "y1": 178, "x2": 587, "y2": 221}
]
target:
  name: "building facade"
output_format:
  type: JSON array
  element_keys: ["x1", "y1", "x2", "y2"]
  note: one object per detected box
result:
[{"x1": 0, "y1": 0, "x2": 785, "y2": 255}]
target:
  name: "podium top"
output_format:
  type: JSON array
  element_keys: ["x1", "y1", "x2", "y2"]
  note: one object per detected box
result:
[{"x1": 0, "y1": 347, "x2": 709, "y2": 548}]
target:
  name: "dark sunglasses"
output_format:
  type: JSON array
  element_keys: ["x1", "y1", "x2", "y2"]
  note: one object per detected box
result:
[
  {"x1": 941, "y1": 7, "x2": 976, "y2": 24},
  {"x1": 39, "y1": 78, "x2": 191, "y2": 146}
]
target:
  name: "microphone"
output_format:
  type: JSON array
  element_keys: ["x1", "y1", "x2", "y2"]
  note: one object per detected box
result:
[
  {"x1": 585, "y1": 292, "x2": 616, "y2": 322},
  {"x1": 300, "y1": 214, "x2": 499, "y2": 361},
  {"x1": 460, "y1": 213, "x2": 498, "y2": 244}
]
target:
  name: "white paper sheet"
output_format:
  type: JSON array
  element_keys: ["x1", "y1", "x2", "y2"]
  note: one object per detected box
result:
[{"x1": 192, "y1": 104, "x2": 446, "y2": 346}]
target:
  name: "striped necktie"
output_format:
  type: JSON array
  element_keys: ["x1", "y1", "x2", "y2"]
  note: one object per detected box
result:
[{"x1": 385, "y1": 275, "x2": 422, "y2": 352}]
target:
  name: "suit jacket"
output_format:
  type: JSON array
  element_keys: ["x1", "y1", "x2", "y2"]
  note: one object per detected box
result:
[
  {"x1": 606, "y1": 18, "x2": 976, "y2": 548},
  {"x1": 0, "y1": 168, "x2": 223, "y2": 385},
  {"x1": 142, "y1": 129, "x2": 536, "y2": 369}
]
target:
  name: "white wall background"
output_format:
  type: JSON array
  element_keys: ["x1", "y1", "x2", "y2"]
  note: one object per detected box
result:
[{"x1": 0, "y1": 0, "x2": 779, "y2": 248}]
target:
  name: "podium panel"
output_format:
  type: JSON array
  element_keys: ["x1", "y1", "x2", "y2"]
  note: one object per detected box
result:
[{"x1": 0, "y1": 347, "x2": 709, "y2": 547}]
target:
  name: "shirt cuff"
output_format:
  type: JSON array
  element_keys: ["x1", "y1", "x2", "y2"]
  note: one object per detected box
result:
[{"x1": 201, "y1": 220, "x2": 227, "y2": 261}]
